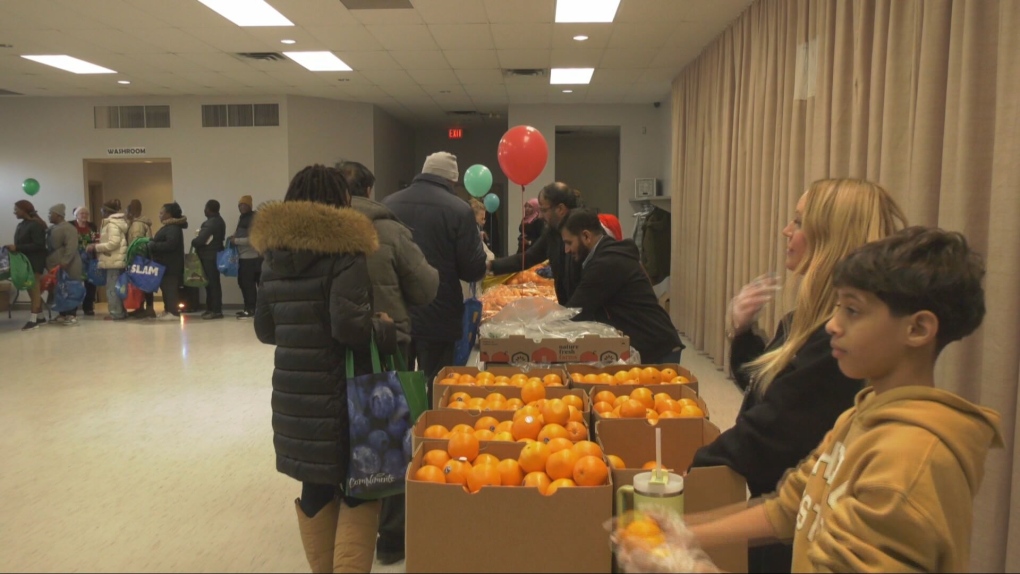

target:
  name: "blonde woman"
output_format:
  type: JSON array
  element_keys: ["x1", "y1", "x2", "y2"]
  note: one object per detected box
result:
[{"x1": 689, "y1": 179, "x2": 907, "y2": 573}]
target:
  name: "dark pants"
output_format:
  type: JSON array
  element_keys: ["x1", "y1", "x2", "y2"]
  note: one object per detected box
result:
[
  {"x1": 238, "y1": 257, "x2": 262, "y2": 312},
  {"x1": 377, "y1": 341, "x2": 412, "y2": 557},
  {"x1": 81, "y1": 282, "x2": 96, "y2": 313},
  {"x1": 299, "y1": 482, "x2": 337, "y2": 517},
  {"x1": 198, "y1": 255, "x2": 221, "y2": 314},
  {"x1": 160, "y1": 273, "x2": 181, "y2": 315},
  {"x1": 408, "y1": 339, "x2": 455, "y2": 407},
  {"x1": 749, "y1": 543, "x2": 793, "y2": 573}
]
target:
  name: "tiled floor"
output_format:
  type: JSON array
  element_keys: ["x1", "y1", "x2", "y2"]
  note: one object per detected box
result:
[{"x1": 0, "y1": 305, "x2": 743, "y2": 573}]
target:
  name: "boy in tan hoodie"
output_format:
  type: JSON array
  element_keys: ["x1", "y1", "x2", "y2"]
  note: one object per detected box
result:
[{"x1": 662, "y1": 227, "x2": 1003, "y2": 572}]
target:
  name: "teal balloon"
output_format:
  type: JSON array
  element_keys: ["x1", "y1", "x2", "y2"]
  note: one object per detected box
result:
[
  {"x1": 464, "y1": 164, "x2": 493, "y2": 198},
  {"x1": 22, "y1": 178, "x2": 40, "y2": 196},
  {"x1": 483, "y1": 193, "x2": 500, "y2": 213}
]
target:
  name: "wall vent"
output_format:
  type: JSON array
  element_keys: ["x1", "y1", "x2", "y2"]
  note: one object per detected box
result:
[
  {"x1": 235, "y1": 52, "x2": 286, "y2": 62},
  {"x1": 340, "y1": 0, "x2": 413, "y2": 9},
  {"x1": 94, "y1": 105, "x2": 171, "y2": 129},
  {"x1": 503, "y1": 68, "x2": 546, "y2": 78},
  {"x1": 202, "y1": 103, "x2": 280, "y2": 127}
]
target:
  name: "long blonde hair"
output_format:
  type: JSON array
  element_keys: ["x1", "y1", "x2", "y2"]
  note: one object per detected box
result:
[{"x1": 747, "y1": 179, "x2": 907, "y2": 394}]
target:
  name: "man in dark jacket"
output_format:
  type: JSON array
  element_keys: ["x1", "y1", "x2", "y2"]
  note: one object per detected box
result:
[
  {"x1": 7, "y1": 199, "x2": 48, "y2": 330},
  {"x1": 191, "y1": 199, "x2": 226, "y2": 319},
  {"x1": 227, "y1": 195, "x2": 261, "y2": 318},
  {"x1": 561, "y1": 208, "x2": 684, "y2": 364},
  {"x1": 383, "y1": 152, "x2": 487, "y2": 396},
  {"x1": 148, "y1": 202, "x2": 188, "y2": 319},
  {"x1": 489, "y1": 181, "x2": 582, "y2": 304}
]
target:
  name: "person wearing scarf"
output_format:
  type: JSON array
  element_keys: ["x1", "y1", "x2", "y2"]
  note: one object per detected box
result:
[{"x1": 516, "y1": 197, "x2": 545, "y2": 254}]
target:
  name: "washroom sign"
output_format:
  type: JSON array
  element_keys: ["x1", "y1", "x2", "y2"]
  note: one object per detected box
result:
[{"x1": 107, "y1": 147, "x2": 146, "y2": 156}]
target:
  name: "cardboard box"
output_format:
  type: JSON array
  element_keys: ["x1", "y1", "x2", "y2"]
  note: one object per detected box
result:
[
  {"x1": 479, "y1": 334, "x2": 631, "y2": 365},
  {"x1": 437, "y1": 384, "x2": 591, "y2": 415},
  {"x1": 411, "y1": 409, "x2": 515, "y2": 452},
  {"x1": 587, "y1": 384, "x2": 710, "y2": 422},
  {"x1": 406, "y1": 439, "x2": 613, "y2": 573},
  {"x1": 566, "y1": 363, "x2": 699, "y2": 394},
  {"x1": 432, "y1": 365, "x2": 570, "y2": 409},
  {"x1": 596, "y1": 419, "x2": 747, "y2": 573}
]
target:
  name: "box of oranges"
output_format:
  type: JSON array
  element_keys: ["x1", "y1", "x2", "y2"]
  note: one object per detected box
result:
[
  {"x1": 437, "y1": 385, "x2": 591, "y2": 443},
  {"x1": 588, "y1": 384, "x2": 709, "y2": 428},
  {"x1": 479, "y1": 333, "x2": 631, "y2": 365},
  {"x1": 406, "y1": 438, "x2": 613, "y2": 573},
  {"x1": 433, "y1": 366, "x2": 570, "y2": 409},
  {"x1": 566, "y1": 364, "x2": 699, "y2": 394},
  {"x1": 411, "y1": 409, "x2": 516, "y2": 452},
  {"x1": 594, "y1": 419, "x2": 747, "y2": 573}
]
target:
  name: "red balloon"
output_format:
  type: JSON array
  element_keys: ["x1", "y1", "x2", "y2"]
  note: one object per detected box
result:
[{"x1": 497, "y1": 125, "x2": 548, "y2": 186}]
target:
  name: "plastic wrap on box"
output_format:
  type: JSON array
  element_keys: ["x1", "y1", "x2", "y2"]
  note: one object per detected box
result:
[{"x1": 479, "y1": 297, "x2": 620, "y2": 342}]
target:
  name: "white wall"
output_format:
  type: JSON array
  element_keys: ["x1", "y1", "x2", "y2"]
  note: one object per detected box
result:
[
  {"x1": 286, "y1": 95, "x2": 374, "y2": 179},
  {"x1": 507, "y1": 104, "x2": 666, "y2": 240},
  {"x1": 90, "y1": 162, "x2": 174, "y2": 233},
  {"x1": 372, "y1": 108, "x2": 416, "y2": 199},
  {"x1": 555, "y1": 134, "x2": 621, "y2": 217}
]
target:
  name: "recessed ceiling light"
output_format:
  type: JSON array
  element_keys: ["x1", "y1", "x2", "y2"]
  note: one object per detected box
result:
[
  {"x1": 196, "y1": 0, "x2": 294, "y2": 27},
  {"x1": 21, "y1": 55, "x2": 116, "y2": 74},
  {"x1": 550, "y1": 68, "x2": 594, "y2": 85},
  {"x1": 280, "y1": 39, "x2": 296, "y2": 45},
  {"x1": 555, "y1": 0, "x2": 620, "y2": 23},
  {"x1": 117, "y1": 80, "x2": 131, "y2": 85},
  {"x1": 573, "y1": 35, "x2": 589, "y2": 41},
  {"x1": 284, "y1": 51, "x2": 352, "y2": 72},
  {"x1": 562, "y1": 89, "x2": 573, "y2": 93}
]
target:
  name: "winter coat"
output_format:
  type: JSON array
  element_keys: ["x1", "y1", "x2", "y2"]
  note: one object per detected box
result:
[
  {"x1": 73, "y1": 221, "x2": 98, "y2": 251},
  {"x1": 565, "y1": 236, "x2": 683, "y2": 362},
  {"x1": 515, "y1": 217, "x2": 545, "y2": 254},
  {"x1": 640, "y1": 207, "x2": 671, "y2": 285},
  {"x1": 492, "y1": 222, "x2": 582, "y2": 305},
  {"x1": 251, "y1": 200, "x2": 397, "y2": 487},
  {"x1": 351, "y1": 196, "x2": 440, "y2": 345},
  {"x1": 95, "y1": 214, "x2": 129, "y2": 270},
  {"x1": 46, "y1": 221, "x2": 83, "y2": 279},
  {"x1": 382, "y1": 174, "x2": 487, "y2": 342},
  {"x1": 147, "y1": 217, "x2": 188, "y2": 279},
  {"x1": 191, "y1": 213, "x2": 226, "y2": 258},
  {"x1": 127, "y1": 216, "x2": 153, "y2": 244},
  {"x1": 14, "y1": 219, "x2": 47, "y2": 274},
  {"x1": 231, "y1": 211, "x2": 260, "y2": 260}
]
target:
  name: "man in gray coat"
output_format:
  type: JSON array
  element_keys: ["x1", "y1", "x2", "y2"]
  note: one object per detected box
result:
[
  {"x1": 339, "y1": 161, "x2": 439, "y2": 566},
  {"x1": 46, "y1": 203, "x2": 83, "y2": 325}
]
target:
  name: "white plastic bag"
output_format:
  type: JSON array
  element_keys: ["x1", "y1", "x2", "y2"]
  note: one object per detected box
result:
[{"x1": 607, "y1": 510, "x2": 719, "y2": 573}]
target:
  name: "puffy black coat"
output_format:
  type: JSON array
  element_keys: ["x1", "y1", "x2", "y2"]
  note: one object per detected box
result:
[
  {"x1": 383, "y1": 174, "x2": 487, "y2": 342},
  {"x1": 492, "y1": 222, "x2": 582, "y2": 305},
  {"x1": 251, "y1": 201, "x2": 396, "y2": 487},
  {"x1": 191, "y1": 213, "x2": 225, "y2": 257},
  {"x1": 147, "y1": 217, "x2": 188, "y2": 280},
  {"x1": 14, "y1": 219, "x2": 47, "y2": 273}
]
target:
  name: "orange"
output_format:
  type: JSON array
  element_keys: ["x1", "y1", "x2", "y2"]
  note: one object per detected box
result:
[
  {"x1": 537, "y1": 423, "x2": 570, "y2": 444},
  {"x1": 564, "y1": 421, "x2": 588, "y2": 442},
  {"x1": 620, "y1": 399, "x2": 647, "y2": 418},
  {"x1": 423, "y1": 424, "x2": 449, "y2": 439},
  {"x1": 653, "y1": 392, "x2": 673, "y2": 408},
  {"x1": 581, "y1": 374, "x2": 599, "y2": 384},
  {"x1": 443, "y1": 459, "x2": 472, "y2": 485},
  {"x1": 513, "y1": 406, "x2": 542, "y2": 422},
  {"x1": 522, "y1": 471, "x2": 552, "y2": 494},
  {"x1": 630, "y1": 388, "x2": 655, "y2": 409},
  {"x1": 659, "y1": 368, "x2": 678, "y2": 381},
  {"x1": 493, "y1": 375, "x2": 511, "y2": 385},
  {"x1": 423, "y1": 450, "x2": 450, "y2": 468},
  {"x1": 601, "y1": 410, "x2": 618, "y2": 419},
  {"x1": 450, "y1": 424, "x2": 475, "y2": 436},
  {"x1": 511, "y1": 415, "x2": 543, "y2": 441},
  {"x1": 567, "y1": 405, "x2": 585, "y2": 424},
  {"x1": 495, "y1": 420, "x2": 514, "y2": 434},
  {"x1": 679, "y1": 404, "x2": 705, "y2": 418},
  {"x1": 485, "y1": 392, "x2": 508, "y2": 403},
  {"x1": 642, "y1": 461, "x2": 659, "y2": 470},
  {"x1": 492, "y1": 380, "x2": 510, "y2": 387},
  {"x1": 573, "y1": 455, "x2": 609, "y2": 486},
  {"x1": 545, "y1": 437, "x2": 575, "y2": 454},
  {"x1": 414, "y1": 464, "x2": 446, "y2": 484},
  {"x1": 613, "y1": 370, "x2": 631, "y2": 385},
  {"x1": 560, "y1": 394, "x2": 583, "y2": 411},
  {"x1": 569, "y1": 372, "x2": 583, "y2": 383},
  {"x1": 477, "y1": 370, "x2": 495, "y2": 379},
  {"x1": 517, "y1": 441, "x2": 552, "y2": 474},
  {"x1": 541, "y1": 399, "x2": 570, "y2": 426},
  {"x1": 485, "y1": 399, "x2": 508, "y2": 411},
  {"x1": 656, "y1": 399, "x2": 681, "y2": 414},
  {"x1": 611, "y1": 406, "x2": 622, "y2": 417},
  {"x1": 516, "y1": 437, "x2": 536, "y2": 444},
  {"x1": 571, "y1": 440, "x2": 603, "y2": 459},
  {"x1": 644, "y1": 408, "x2": 659, "y2": 422},
  {"x1": 526, "y1": 377, "x2": 543, "y2": 387},
  {"x1": 520, "y1": 380, "x2": 546, "y2": 404},
  {"x1": 492, "y1": 431, "x2": 515, "y2": 441},
  {"x1": 606, "y1": 454, "x2": 626, "y2": 469},
  {"x1": 593, "y1": 400, "x2": 614, "y2": 413},
  {"x1": 474, "y1": 453, "x2": 500, "y2": 467},
  {"x1": 542, "y1": 373, "x2": 563, "y2": 386},
  {"x1": 457, "y1": 373, "x2": 477, "y2": 385},
  {"x1": 628, "y1": 367, "x2": 643, "y2": 380},
  {"x1": 593, "y1": 390, "x2": 618, "y2": 405},
  {"x1": 505, "y1": 398, "x2": 524, "y2": 410},
  {"x1": 545, "y1": 478, "x2": 576, "y2": 495},
  {"x1": 449, "y1": 391, "x2": 471, "y2": 404},
  {"x1": 473, "y1": 429, "x2": 495, "y2": 441},
  {"x1": 677, "y1": 398, "x2": 697, "y2": 407},
  {"x1": 598, "y1": 373, "x2": 614, "y2": 384},
  {"x1": 496, "y1": 458, "x2": 525, "y2": 486},
  {"x1": 546, "y1": 381, "x2": 564, "y2": 387},
  {"x1": 675, "y1": 375, "x2": 691, "y2": 385},
  {"x1": 439, "y1": 377, "x2": 458, "y2": 386},
  {"x1": 447, "y1": 401, "x2": 468, "y2": 410},
  {"x1": 545, "y1": 448, "x2": 580, "y2": 480},
  {"x1": 530, "y1": 398, "x2": 547, "y2": 411},
  {"x1": 657, "y1": 410, "x2": 681, "y2": 419},
  {"x1": 621, "y1": 517, "x2": 665, "y2": 549},
  {"x1": 613, "y1": 396, "x2": 628, "y2": 408},
  {"x1": 467, "y1": 397, "x2": 487, "y2": 409},
  {"x1": 509, "y1": 374, "x2": 528, "y2": 386},
  {"x1": 466, "y1": 463, "x2": 502, "y2": 493},
  {"x1": 475, "y1": 416, "x2": 500, "y2": 432},
  {"x1": 639, "y1": 367, "x2": 662, "y2": 385},
  {"x1": 448, "y1": 432, "x2": 480, "y2": 462}
]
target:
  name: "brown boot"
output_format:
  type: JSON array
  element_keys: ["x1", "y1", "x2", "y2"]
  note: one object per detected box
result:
[
  {"x1": 332, "y1": 500, "x2": 381, "y2": 573},
  {"x1": 295, "y1": 498, "x2": 339, "y2": 573}
]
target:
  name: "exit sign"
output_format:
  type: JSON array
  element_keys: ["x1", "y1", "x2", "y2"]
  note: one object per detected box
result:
[{"x1": 448, "y1": 128, "x2": 463, "y2": 139}]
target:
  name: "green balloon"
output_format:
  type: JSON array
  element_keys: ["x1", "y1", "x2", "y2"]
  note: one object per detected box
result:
[
  {"x1": 22, "y1": 178, "x2": 40, "y2": 196},
  {"x1": 483, "y1": 193, "x2": 500, "y2": 213},
  {"x1": 464, "y1": 164, "x2": 493, "y2": 198}
]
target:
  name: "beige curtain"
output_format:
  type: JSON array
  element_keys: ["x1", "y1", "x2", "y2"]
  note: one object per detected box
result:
[{"x1": 668, "y1": 0, "x2": 1020, "y2": 570}]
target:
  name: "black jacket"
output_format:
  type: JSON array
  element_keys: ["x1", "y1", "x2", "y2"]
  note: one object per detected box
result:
[
  {"x1": 565, "y1": 237, "x2": 682, "y2": 362},
  {"x1": 251, "y1": 201, "x2": 396, "y2": 487},
  {"x1": 191, "y1": 213, "x2": 226, "y2": 257},
  {"x1": 147, "y1": 217, "x2": 188, "y2": 279},
  {"x1": 492, "y1": 223, "x2": 582, "y2": 304},
  {"x1": 383, "y1": 174, "x2": 487, "y2": 342},
  {"x1": 14, "y1": 219, "x2": 47, "y2": 273},
  {"x1": 515, "y1": 217, "x2": 545, "y2": 254}
]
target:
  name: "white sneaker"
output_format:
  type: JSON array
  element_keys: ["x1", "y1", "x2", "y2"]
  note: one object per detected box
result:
[
  {"x1": 63, "y1": 316, "x2": 79, "y2": 326},
  {"x1": 157, "y1": 312, "x2": 180, "y2": 321},
  {"x1": 51, "y1": 316, "x2": 67, "y2": 326}
]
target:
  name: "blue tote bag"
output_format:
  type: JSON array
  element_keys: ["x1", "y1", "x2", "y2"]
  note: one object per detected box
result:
[
  {"x1": 126, "y1": 256, "x2": 165, "y2": 293},
  {"x1": 52, "y1": 270, "x2": 86, "y2": 313},
  {"x1": 216, "y1": 246, "x2": 239, "y2": 277},
  {"x1": 453, "y1": 282, "x2": 483, "y2": 366}
]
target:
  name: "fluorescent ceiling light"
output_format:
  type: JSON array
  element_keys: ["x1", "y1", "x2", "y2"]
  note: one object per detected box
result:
[
  {"x1": 280, "y1": 39, "x2": 296, "y2": 44},
  {"x1": 21, "y1": 55, "x2": 116, "y2": 74},
  {"x1": 562, "y1": 89, "x2": 573, "y2": 93},
  {"x1": 284, "y1": 51, "x2": 352, "y2": 72},
  {"x1": 117, "y1": 80, "x2": 131, "y2": 84},
  {"x1": 196, "y1": 0, "x2": 293, "y2": 27},
  {"x1": 550, "y1": 67, "x2": 594, "y2": 84},
  {"x1": 573, "y1": 35, "x2": 589, "y2": 41},
  {"x1": 555, "y1": 0, "x2": 620, "y2": 23}
]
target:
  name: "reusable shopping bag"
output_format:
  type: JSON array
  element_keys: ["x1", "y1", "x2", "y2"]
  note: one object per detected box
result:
[
  {"x1": 126, "y1": 255, "x2": 165, "y2": 293},
  {"x1": 116, "y1": 272, "x2": 144, "y2": 310},
  {"x1": 84, "y1": 253, "x2": 106, "y2": 286},
  {"x1": 52, "y1": 270, "x2": 86, "y2": 313},
  {"x1": 10, "y1": 252, "x2": 35, "y2": 290},
  {"x1": 216, "y1": 245, "x2": 239, "y2": 277},
  {"x1": 183, "y1": 248, "x2": 208, "y2": 288},
  {"x1": 125, "y1": 237, "x2": 150, "y2": 263},
  {"x1": 453, "y1": 282, "x2": 483, "y2": 366},
  {"x1": 40, "y1": 266, "x2": 60, "y2": 292}
]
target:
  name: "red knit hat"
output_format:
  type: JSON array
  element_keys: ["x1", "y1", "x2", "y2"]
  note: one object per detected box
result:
[{"x1": 598, "y1": 213, "x2": 623, "y2": 241}]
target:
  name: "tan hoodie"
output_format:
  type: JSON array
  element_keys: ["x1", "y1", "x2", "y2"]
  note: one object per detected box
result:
[{"x1": 763, "y1": 386, "x2": 1002, "y2": 572}]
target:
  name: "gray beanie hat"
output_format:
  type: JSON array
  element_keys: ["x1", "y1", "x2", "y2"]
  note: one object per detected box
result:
[
  {"x1": 49, "y1": 203, "x2": 66, "y2": 218},
  {"x1": 422, "y1": 151, "x2": 459, "y2": 183}
]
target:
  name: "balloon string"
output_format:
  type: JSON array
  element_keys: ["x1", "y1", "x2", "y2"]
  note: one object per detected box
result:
[{"x1": 521, "y1": 184, "x2": 527, "y2": 272}]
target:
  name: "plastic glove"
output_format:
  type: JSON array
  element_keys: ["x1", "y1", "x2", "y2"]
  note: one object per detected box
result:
[
  {"x1": 608, "y1": 510, "x2": 719, "y2": 573},
  {"x1": 730, "y1": 274, "x2": 780, "y2": 335}
]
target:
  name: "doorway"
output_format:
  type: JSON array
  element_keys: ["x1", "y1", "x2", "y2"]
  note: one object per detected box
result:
[{"x1": 554, "y1": 126, "x2": 621, "y2": 217}]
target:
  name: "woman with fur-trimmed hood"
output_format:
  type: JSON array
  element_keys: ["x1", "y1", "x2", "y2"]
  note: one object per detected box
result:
[{"x1": 251, "y1": 164, "x2": 396, "y2": 574}]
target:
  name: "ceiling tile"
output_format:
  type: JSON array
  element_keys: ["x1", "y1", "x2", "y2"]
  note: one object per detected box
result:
[
  {"x1": 184, "y1": 27, "x2": 268, "y2": 53},
  {"x1": 339, "y1": 51, "x2": 402, "y2": 71},
  {"x1": 490, "y1": 23, "x2": 552, "y2": 50},
  {"x1": 121, "y1": 27, "x2": 218, "y2": 53},
  {"x1": 128, "y1": 0, "x2": 232, "y2": 28},
  {"x1": 2, "y1": 1, "x2": 106, "y2": 29},
  {"x1": 550, "y1": 24, "x2": 612, "y2": 48},
  {"x1": 361, "y1": 69, "x2": 417, "y2": 85},
  {"x1": 176, "y1": 52, "x2": 254, "y2": 73},
  {"x1": 55, "y1": 0, "x2": 162, "y2": 29},
  {"x1": 61, "y1": 28, "x2": 165, "y2": 54},
  {"x1": 590, "y1": 68, "x2": 643, "y2": 84},
  {"x1": 649, "y1": 45, "x2": 700, "y2": 70},
  {"x1": 608, "y1": 22, "x2": 676, "y2": 49},
  {"x1": 270, "y1": 0, "x2": 359, "y2": 27},
  {"x1": 463, "y1": 84, "x2": 507, "y2": 97},
  {"x1": 483, "y1": 0, "x2": 553, "y2": 23},
  {"x1": 550, "y1": 48, "x2": 604, "y2": 68},
  {"x1": 496, "y1": 49, "x2": 550, "y2": 69},
  {"x1": 351, "y1": 8, "x2": 424, "y2": 25},
  {"x1": 414, "y1": 0, "x2": 489, "y2": 24},
  {"x1": 443, "y1": 49, "x2": 499, "y2": 69},
  {"x1": 306, "y1": 25, "x2": 385, "y2": 51},
  {"x1": 638, "y1": 68, "x2": 680, "y2": 83},
  {"x1": 599, "y1": 48, "x2": 659, "y2": 68},
  {"x1": 243, "y1": 27, "x2": 324, "y2": 49},
  {"x1": 455, "y1": 69, "x2": 503, "y2": 84},
  {"x1": 390, "y1": 50, "x2": 450, "y2": 70},
  {"x1": 365, "y1": 24, "x2": 439, "y2": 51},
  {"x1": 406, "y1": 68, "x2": 460, "y2": 85},
  {"x1": 427, "y1": 24, "x2": 494, "y2": 51}
]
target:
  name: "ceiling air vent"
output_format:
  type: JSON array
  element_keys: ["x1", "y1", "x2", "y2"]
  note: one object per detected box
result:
[
  {"x1": 0, "y1": 88, "x2": 23, "y2": 96},
  {"x1": 340, "y1": 0, "x2": 413, "y2": 9},
  {"x1": 503, "y1": 69, "x2": 546, "y2": 78},
  {"x1": 236, "y1": 52, "x2": 286, "y2": 62}
]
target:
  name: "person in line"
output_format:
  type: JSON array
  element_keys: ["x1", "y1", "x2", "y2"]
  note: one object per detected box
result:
[
  {"x1": 383, "y1": 152, "x2": 487, "y2": 401},
  {"x1": 679, "y1": 227, "x2": 1002, "y2": 573},
  {"x1": 228, "y1": 195, "x2": 261, "y2": 319},
  {"x1": 470, "y1": 198, "x2": 492, "y2": 252},
  {"x1": 515, "y1": 198, "x2": 545, "y2": 254},
  {"x1": 86, "y1": 199, "x2": 129, "y2": 322},
  {"x1": 340, "y1": 160, "x2": 439, "y2": 566},
  {"x1": 488, "y1": 182, "x2": 582, "y2": 304},
  {"x1": 192, "y1": 199, "x2": 225, "y2": 320},
  {"x1": 72, "y1": 206, "x2": 99, "y2": 316},
  {"x1": 147, "y1": 202, "x2": 187, "y2": 320},
  {"x1": 7, "y1": 200, "x2": 48, "y2": 330},
  {"x1": 126, "y1": 199, "x2": 155, "y2": 319},
  {"x1": 598, "y1": 212, "x2": 623, "y2": 241},
  {"x1": 689, "y1": 179, "x2": 907, "y2": 572},
  {"x1": 251, "y1": 164, "x2": 396, "y2": 574},
  {"x1": 560, "y1": 208, "x2": 684, "y2": 363},
  {"x1": 45, "y1": 203, "x2": 83, "y2": 326}
]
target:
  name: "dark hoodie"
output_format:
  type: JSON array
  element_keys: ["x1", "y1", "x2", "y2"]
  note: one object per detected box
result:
[
  {"x1": 250, "y1": 200, "x2": 396, "y2": 486},
  {"x1": 565, "y1": 236, "x2": 683, "y2": 362},
  {"x1": 147, "y1": 217, "x2": 188, "y2": 279}
]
